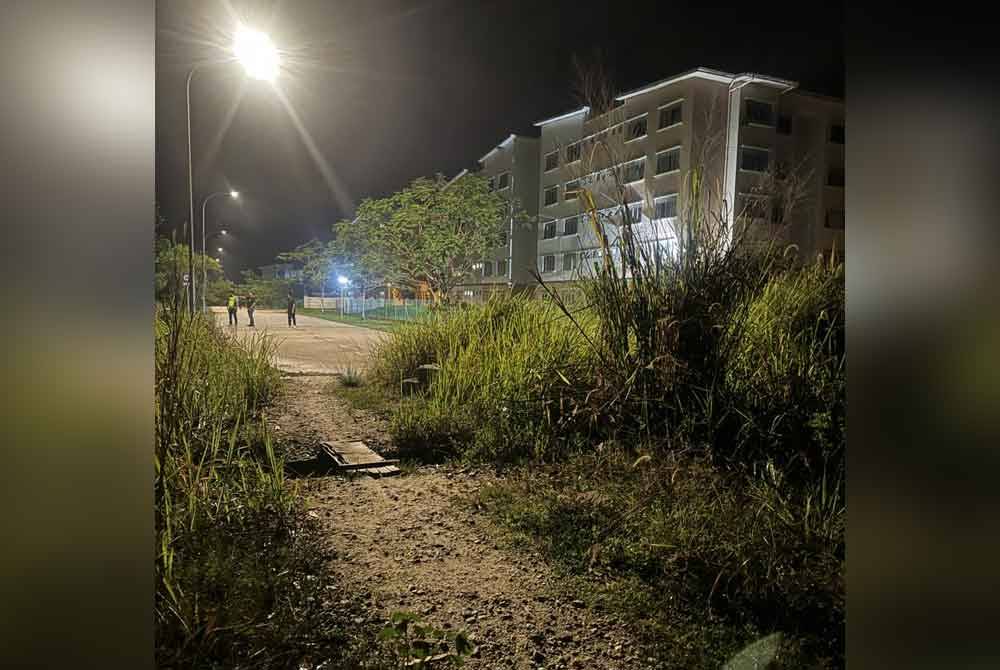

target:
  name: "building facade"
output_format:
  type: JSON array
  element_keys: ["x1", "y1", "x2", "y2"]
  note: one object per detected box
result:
[
  {"x1": 450, "y1": 67, "x2": 843, "y2": 299},
  {"x1": 452, "y1": 133, "x2": 541, "y2": 301}
]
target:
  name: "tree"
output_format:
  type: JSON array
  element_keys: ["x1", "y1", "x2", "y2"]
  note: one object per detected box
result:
[
  {"x1": 155, "y1": 236, "x2": 226, "y2": 305},
  {"x1": 334, "y1": 173, "x2": 512, "y2": 304}
]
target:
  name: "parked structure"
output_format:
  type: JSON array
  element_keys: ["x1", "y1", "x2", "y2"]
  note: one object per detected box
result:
[{"x1": 452, "y1": 67, "x2": 844, "y2": 299}]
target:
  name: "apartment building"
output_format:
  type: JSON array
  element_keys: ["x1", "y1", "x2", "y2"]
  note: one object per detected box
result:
[
  {"x1": 452, "y1": 133, "x2": 541, "y2": 301},
  {"x1": 533, "y1": 67, "x2": 845, "y2": 286}
]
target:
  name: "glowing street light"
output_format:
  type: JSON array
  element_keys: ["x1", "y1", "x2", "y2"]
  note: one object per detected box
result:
[
  {"x1": 234, "y1": 25, "x2": 280, "y2": 82},
  {"x1": 184, "y1": 26, "x2": 278, "y2": 313},
  {"x1": 217, "y1": 247, "x2": 224, "y2": 253},
  {"x1": 337, "y1": 275, "x2": 349, "y2": 286}
]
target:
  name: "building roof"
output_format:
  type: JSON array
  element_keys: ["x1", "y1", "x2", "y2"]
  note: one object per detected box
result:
[
  {"x1": 615, "y1": 67, "x2": 798, "y2": 101},
  {"x1": 478, "y1": 133, "x2": 524, "y2": 164},
  {"x1": 533, "y1": 106, "x2": 590, "y2": 128}
]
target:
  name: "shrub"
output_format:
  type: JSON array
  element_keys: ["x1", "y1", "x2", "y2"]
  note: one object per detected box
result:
[
  {"x1": 372, "y1": 294, "x2": 597, "y2": 462},
  {"x1": 724, "y1": 256, "x2": 846, "y2": 475}
]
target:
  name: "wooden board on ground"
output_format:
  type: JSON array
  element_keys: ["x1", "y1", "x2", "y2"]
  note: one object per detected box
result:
[{"x1": 320, "y1": 440, "x2": 401, "y2": 478}]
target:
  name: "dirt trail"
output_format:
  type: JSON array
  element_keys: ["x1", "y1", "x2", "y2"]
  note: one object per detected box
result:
[{"x1": 269, "y1": 376, "x2": 647, "y2": 670}]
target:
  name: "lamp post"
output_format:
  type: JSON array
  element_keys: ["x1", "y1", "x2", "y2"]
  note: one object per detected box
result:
[
  {"x1": 337, "y1": 275, "x2": 349, "y2": 317},
  {"x1": 184, "y1": 24, "x2": 280, "y2": 314},
  {"x1": 200, "y1": 190, "x2": 239, "y2": 312}
]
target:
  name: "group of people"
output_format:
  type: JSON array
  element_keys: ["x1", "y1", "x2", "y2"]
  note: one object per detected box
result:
[{"x1": 226, "y1": 291, "x2": 298, "y2": 328}]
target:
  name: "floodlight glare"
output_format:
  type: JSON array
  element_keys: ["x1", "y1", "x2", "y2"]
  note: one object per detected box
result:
[{"x1": 233, "y1": 25, "x2": 279, "y2": 82}]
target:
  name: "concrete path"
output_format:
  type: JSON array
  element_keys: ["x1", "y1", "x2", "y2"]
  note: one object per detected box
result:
[{"x1": 213, "y1": 308, "x2": 384, "y2": 374}]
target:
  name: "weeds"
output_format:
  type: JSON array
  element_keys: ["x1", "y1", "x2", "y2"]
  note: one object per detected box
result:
[{"x1": 154, "y1": 287, "x2": 367, "y2": 667}]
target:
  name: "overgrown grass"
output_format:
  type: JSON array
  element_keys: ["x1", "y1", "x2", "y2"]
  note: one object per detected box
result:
[
  {"x1": 476, "y1": 448, "x2": 843, "y2": 668},
  {"x1": 155, "y1": 304, "x2": 376, "y2": 668},
  {"x1": 369, "y1": 295, "x2": 597, "y2": 462}
]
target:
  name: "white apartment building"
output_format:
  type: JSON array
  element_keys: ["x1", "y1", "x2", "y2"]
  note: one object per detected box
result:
[{"x1": 452, "y1": 67, "x2": 843, "y2": 297}]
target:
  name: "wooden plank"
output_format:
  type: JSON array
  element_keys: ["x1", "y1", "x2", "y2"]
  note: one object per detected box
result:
[{"x1": 330, "y1": 459, "x2": 400, "y2": 472}]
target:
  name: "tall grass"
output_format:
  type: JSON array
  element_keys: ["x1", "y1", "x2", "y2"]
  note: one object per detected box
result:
[
  {"x1": 371, "y1": 295, "x2": 597, "y2": 461},
  {"x1": 155, "y1": 298, "x2": 359, "y2": 668}
]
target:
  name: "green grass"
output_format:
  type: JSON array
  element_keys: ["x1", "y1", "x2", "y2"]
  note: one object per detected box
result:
[
  {"x1": 154, "y1": 303, "x2": 380, "y2": 669},
  {"x1": 474, "y1": 448, "x2": 843, "y2": 669},
  {"x1": 300, "y1": 308, "x2": 401, "y2": 332}
]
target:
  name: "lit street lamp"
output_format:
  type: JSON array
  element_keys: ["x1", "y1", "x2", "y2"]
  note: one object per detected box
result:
[
  {"x1": 200, "y1": 189, "x2": 239, "y2": 312},
  {"x1": 337, "y1": 275, "x2": 349, "y2": 316},
  {"x1": 185, "y1": 25, "x2": 280, "y2": 313}
]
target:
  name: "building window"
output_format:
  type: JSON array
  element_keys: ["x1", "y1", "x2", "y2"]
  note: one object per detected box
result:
[
  {"x1": 624, "y1": 158, "x2": 645, "y2": 183},
  {"x1": 777, "y1": 114, "x2": 793, "y2": 135},
  {"x1": 739, "y1": 146, "x2": 769, "y2": 173},
  {"x1": 542, "y1": 254, "x2": 556, "y2": 273},
  {"x1": 626, "y1": 115, "x2": 647, "y2": 142},
  {"x1": 496, "y1": 172, "x2": 510, "y2": 190},
  {"x1": 544, "y1": 185, "x2": 558, "y2": 206},
  {"x1": 827, "y1": 167, "x2": 845, "y2": 187},
  {"x1": 564, "y1": 179, "x2": 580, "y2": 201},
  {"x1": 656, "y1": 147, "x2": 681, "y2": 174},
  {"x1": 497, "y1": 259, "x2": 509, "y2": 276},
  {"x1": 544, "y1": 151, "x2": 559, "y2": 172},
  {"x1": 562, "y1": 252, "x2": 577, "y2": 272},
  {"x1": 745, "y1": 99, "x2": 774, "y2": 126},
  {"x1": 659, "y1": 102, "x2": 682, "y2": 129},
  {"x1": 654, "y1": 195, "x2": 678, "y2": 219},
  {"x1": 566, "y1": 142, "x2": 581, "y2": 163},
  {"x1": 825, "y1": 209, "x2": 845, "y2": 230},
  {"x1": 563, "y1": 215, "x2": 579, "y2": 236},
  {"x1": 830, "y1": 124, "x2": 845, "y2": 144},
  {"x1": 483, "y1": 261, "x2": 494, "y2": 277},
  {"x1": 543, "y1": 220, "x2": 557, "y2": 239}
]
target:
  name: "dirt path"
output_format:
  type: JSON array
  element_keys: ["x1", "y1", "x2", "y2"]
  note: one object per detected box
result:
[{"x1": 270, "y1": 376, "x2": 647, "y2": 669}]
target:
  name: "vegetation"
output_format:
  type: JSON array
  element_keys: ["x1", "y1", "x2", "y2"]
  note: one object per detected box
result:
[
  {"x1": 301, "y1": 308, "x2": 400, "y2": 333},
  {"x1": 156, "y1": 235, "x2": 233, "y2": 307},
  {"x1": 334, "y1": 173, "x2": 514, "y2": 304},
  {"x1": 363, "y1": 94, "x2": 845, "y2": 664},
  {"x1": 154, "y1": 262, "x2": 376, "y2": 667}
]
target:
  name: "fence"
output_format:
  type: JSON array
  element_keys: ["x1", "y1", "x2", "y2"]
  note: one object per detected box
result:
[{"x1": 303, "y1": 296, "x2": 435, "y2": 321}]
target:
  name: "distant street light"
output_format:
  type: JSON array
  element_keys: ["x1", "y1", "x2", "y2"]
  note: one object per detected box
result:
[
  {"x1": 337, "y1": 275, "x2": 349, "y2": 316},
  {"x1": 200, "y1": 190, "x2": 240, "y2": 312},
  {"x1": 184, "y1": 25, "x2": 280, "y2": 313},
  {"x1": 217, "y1": 247, "x2": 224, "y2": 253}
]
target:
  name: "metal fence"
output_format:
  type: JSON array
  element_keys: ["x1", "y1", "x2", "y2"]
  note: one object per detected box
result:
[{"x1": 303, "y1": 296, "x2": 435, "y2": 321}]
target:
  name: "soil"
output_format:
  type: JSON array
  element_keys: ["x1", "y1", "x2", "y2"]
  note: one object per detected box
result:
[{"x1": 268, "y1": 375, "x2": 648, "y2": 670}]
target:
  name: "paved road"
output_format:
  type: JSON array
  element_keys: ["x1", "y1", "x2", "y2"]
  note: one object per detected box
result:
[{"x1": 213, "y1": 308, "x2": 385, "y2": 374}]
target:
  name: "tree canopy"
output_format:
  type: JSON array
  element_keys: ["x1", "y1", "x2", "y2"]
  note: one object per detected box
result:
[{"x1": 334, "y1": 173, "x2": 513, "y2": 303}]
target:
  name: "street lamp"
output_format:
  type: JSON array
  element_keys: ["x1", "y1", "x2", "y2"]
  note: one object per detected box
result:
[
  {"x1": 184, "y1": 25, "x2": 280, "y2": 313},
  {"x1": 199, "y1": 189, "x2": 239, "y2": 312}
]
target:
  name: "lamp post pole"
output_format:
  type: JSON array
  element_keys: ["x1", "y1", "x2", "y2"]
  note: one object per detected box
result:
[
  {"x1": 185, "y1": 65, "x2": 200, "y2": 315},
  {"x1": 201, "y1": 191, "x2": 239, "y2": 313}
]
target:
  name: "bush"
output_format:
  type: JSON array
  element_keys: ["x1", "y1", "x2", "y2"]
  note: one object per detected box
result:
[
  {"x1": 372, "y1": 295, "x2": 597, "y2": 462},
  {"x1": 725, "y1": 256, "x2": 846, "y2": 475}
]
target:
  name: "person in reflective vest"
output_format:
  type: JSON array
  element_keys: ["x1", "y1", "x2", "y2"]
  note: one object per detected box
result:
[{"x1": 227, "y1": 293, "x2": 238, "y2": 326}]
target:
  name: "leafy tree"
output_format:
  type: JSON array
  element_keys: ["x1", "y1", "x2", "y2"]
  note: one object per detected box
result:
[
  {"x1": 155, "y1": 236, "x2": 226, "y2": 304},
  {"x1": 334, "y1": 173, "x2": 513, "y2": 304},
  {"x1": 235, "y1": 269, "x2": 294, "y2": 310},
  {"x1": 276, "y1": 239, "x2": 339, "y2": 296}
]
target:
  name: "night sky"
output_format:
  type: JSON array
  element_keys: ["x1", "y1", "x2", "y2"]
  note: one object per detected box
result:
[{"x1": 156, "y1": 0, "x2": 843, "y2": 279}]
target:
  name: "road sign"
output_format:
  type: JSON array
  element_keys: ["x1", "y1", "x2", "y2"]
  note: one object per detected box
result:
[{"x1": 182, "y1": 273, "x2": 190, "y2": 286}]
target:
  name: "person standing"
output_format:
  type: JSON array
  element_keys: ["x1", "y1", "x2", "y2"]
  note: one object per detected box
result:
[
  {"x1": 227, "y1": 293, "x2": 238, "y2": 326},
  {"x1": 245, "y1": 291, "x2": 257, "y2": 327},
  {"x1": 286, "y1": 291, "x2": 297, "y2": 328}
]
